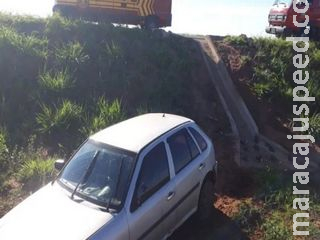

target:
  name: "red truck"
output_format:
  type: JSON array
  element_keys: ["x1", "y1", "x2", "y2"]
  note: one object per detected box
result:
[
  {"x1": 266, "y1": 0, "x2": 320, "y2": 38},
  {"x1": 53, "y1": 0, "x2": 172, "y2": 29}
]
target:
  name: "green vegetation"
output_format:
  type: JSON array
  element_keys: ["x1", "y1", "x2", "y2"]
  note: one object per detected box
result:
[
  {"x1": 1, "y1": 13, "x2": 319, "y2": 239},
  {"x1": 39, "y1": 69, "x2": 75, "y2": 92},
  {"x1": 81, "y1": 98, "x2": 125, "y2": 136},
  {"x1": 0, "y1": 130, "x2": 10, "y2": 190},
  {"x1": 0, "y1": 13, "x2": 198, "y2": 201},
  {"x1": 223, "y1": 35, "x2": 320, "y2": 143},
  {"x1": 220, "y1": 37, "x2": 319, "y2": 239},
  {"x1": 17, "y1": 147, "x2": 56, "y2": 191},
  {"x1": 230, "y1": 168, "x2": 320, "y2": 240},
  {"x1": 233, "y1": 200, "x2": 262, "y2": 234},
  {"x1": 0, "y1": 13, "x2": 196, "y2": 150},
  {"x1": 262, "y1": 210, "x2": 292, "y2": 240}
]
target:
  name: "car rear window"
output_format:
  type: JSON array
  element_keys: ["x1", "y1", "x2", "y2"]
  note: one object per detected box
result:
[
  {"x1": 168, "y1": 128, "x2": 200, "y2": 173},
  {"x1": 189, "y1": 127, "x2": 208, "y2": 151}
]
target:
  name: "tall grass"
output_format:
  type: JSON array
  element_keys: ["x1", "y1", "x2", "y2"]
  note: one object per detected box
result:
[
  {"x1": 39, "y1": 69, "x2": 75, "y2": 92},
  {"x1": 223, "y1": 36, "x2": 320, "y2": 139},
  {"x1": 0, "y1": 13, "x2": 46, "y2": 35},
  {"x1": 0, "y1": 26, "x2": 47, "y2": 58},
  {"x1": 36, "y1": 100, "x2": 83, "y2": 135},
  {"x1": 54, "y1": 41, "x2": 89, "y2": 66},
  {"x1": 0, "y1": 131, "x2": 10, "y2": 189},
  {"x1": 81, "y1": 98, "x2": 124, "y2": 135},
  {"x1": 18, "y1": 157, "x2": 55, "y2": 191},
  {"x1": 0, "y1": 13, "x2": 198, "y2": 152},
  {"x1": 104, "y1": 41, "x2": 123, "y2": 65},
  {"x1": 309, "y1": 113, "x2": 320, "y2": 143}
]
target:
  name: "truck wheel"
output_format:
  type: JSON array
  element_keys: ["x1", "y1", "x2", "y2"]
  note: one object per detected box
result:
[
  {"x1": 195, "y1": 178, "x2": 215, "y2": 222},
  {"x1": 52, "y1": 5, "x2": 61, "y2": 14},
  {"x1": 144, "y1": 16, "x2": 159, "y2": 30},
  {"x1": 53, "y1": 5, "x2": 67, "y2": 17}
]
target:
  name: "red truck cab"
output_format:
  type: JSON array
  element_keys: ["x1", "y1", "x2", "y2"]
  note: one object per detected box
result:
[{"x1": 266, "y1": 0, "x2": 320, "y2": 38}]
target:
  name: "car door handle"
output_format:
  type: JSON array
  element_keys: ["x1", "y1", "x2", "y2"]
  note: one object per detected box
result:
[
  {"x1": 199, "y1": 163, "x2": 206, "y2": 170},
  {"x1": 167, "y1": 191, "x2": 175, "y2": 201}
]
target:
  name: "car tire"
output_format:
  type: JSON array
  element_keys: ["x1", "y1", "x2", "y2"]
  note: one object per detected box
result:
[
  {"x1": 144, "y1": 16, "x2": 159, "y2": 30},
  {"x1": 195, "y1": 178, "x2": 215, "y2": 222}
]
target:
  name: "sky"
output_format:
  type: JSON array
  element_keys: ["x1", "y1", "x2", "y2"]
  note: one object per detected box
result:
[{"x1": 0, "y1": 0, "x2": 274, "y2": 36}]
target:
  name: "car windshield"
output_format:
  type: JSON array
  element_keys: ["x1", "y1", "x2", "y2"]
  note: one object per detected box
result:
[
  {"x1": 58, "y1": 139, "x2": 136, "y2": 211},
  {"x1": 273, "y1": 0, "x2": 292, "y2": 6}
]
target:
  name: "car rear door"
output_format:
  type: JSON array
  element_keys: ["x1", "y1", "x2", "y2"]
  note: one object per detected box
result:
[
  {"x1": 166, "y1": 127, "x2": 203, "y2": 228},
  {"x1": 126, "y1": 141, "x2": 176, "y2": 240}
]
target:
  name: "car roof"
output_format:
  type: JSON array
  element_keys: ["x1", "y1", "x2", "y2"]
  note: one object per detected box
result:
[{"x1": 90, "y1": 113, "x2": 192, "y2": 153}]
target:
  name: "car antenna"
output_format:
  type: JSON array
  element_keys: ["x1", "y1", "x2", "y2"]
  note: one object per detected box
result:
[{"x1": 162, "y1": 113, "x2": 166, "y2": 117}]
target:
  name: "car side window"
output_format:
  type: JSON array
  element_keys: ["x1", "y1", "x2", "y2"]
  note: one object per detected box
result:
[
  {"x1": 132, "y1": 142, "x2": 170, "y2": 211},
  {"x1": 189, "y1": 127, "x2": 208, "y2": 151},
  {"x1": 168, "y1": 128, "x2": 200, "y2": 174}
]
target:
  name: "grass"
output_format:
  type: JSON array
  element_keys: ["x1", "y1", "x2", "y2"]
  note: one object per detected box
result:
[
  {"x1": 0, "y1": 13, "x2": 198, "y2": 216},
  {"x1": 231, "y1": 168, "x2": 320, "y2": 240},
  {"x1": 18, "y1": 157, "x2": 55, "y2": 190},
  {"x1": 221, "y1": 35, "x2": 320, "y2": 142},
  {"x1": 309, "y1": 113, "x2": 320, "y2": 143},
  {"x1": 36, "y1": 100, "x2": 83, "y2": 135},
  {"x1": 262, "y1": 211, "x2": 293, "y2": 240},
  {"x1": 0, "y1": 131, "x2": 10, "y2": 191},
  {"x1": 224, "y1": 34, "x2": 251, "y2": 47},
  {"x1": 232, "y1": 200, "x2": 262, "y2": 234},
  {"x1": 0, "y1": 136, "x2": 55, "y2": 194},
  {"x1": 81, "y1": 98, "x2": 125, "y2": 135},
  {"x1": 0, "y1": 13, "x2": 319, "y2": 238},
  {"x1": 39, "y1": 69, "x2": 75, "y2": 92},
  {"x1": 54, "y1": 41, "x2": 89, "y2": 66},
  {"x1": 0, "y1": 13, "x2": 196, "y2": 151}
]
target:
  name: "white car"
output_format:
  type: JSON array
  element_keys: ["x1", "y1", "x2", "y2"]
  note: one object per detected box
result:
[{"x1": 0, "y1": 113, "x2": 217, "y2": 240}]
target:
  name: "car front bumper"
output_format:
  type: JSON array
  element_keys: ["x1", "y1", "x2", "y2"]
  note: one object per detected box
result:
[{"x1": 265, "y1": 25, "x2": 287, "y2": 35}]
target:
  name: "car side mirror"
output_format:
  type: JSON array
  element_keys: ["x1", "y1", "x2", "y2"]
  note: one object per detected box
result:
[{"x1": 54, "y1": 159, "x2": 65, "y2": 171}]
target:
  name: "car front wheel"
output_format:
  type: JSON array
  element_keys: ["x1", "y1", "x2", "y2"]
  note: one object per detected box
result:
[{"x1": 195, "y1": 178, "x2": 215, "y2": 222}]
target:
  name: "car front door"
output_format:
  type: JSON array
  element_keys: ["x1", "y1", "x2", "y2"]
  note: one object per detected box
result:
[
  {"x1": 167, "y1": 128, "x2": 203, "y2": 227},
  {"x1": 127, "y1": 141, "x2": 176, "y2": 240}
]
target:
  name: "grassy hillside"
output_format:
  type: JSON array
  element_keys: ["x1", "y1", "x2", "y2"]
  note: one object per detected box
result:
[
  {"x1": 0, "y1": 13, "x2": 196, "y2": 203},
  {"x1": 214, "y1": 35, "x2": 320, "y2": 240},
  {"x1": 0, "y1": 13, "x2": 319, "y2": 239},
  {"x1": 0, "y1": 13, "x2": 229, "y2": 215},
  {"x1": 0, "y1": 13, "x2": 199, "y2": 150},
  {"x1": 216, "y1": 35, "x2": 320, "y2": 145}
]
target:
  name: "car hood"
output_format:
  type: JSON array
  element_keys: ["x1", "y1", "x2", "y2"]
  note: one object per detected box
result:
[{"x1": 0, "y1": 183, "x2": 113, "y2": 240}]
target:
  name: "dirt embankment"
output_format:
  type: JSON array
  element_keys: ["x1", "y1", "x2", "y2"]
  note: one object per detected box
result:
[
  {"x1": 172, "y1": 35, "x2": 320, "y2": 240},
  {"x1": 214, "y1": 35, "x2": 320, "y2": 171}
]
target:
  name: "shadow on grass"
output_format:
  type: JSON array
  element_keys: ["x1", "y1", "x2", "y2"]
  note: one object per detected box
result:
[{"x1": 169, "y1": 208, "x2": 249, "y2": 240}]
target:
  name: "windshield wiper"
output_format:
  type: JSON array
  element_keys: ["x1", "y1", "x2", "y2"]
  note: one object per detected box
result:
[
  {"x1": 71, "y1": 150, "x2": 100, "y2": 200},
  {"x1": 106, "y1": 157, "x2": 124, "y2": 212}
]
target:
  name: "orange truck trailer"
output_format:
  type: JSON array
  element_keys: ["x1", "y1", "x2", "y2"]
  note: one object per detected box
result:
[
  {"x1": 53, "y1": 0, "x2": 172, "y2": 29},
  {"x1": 266, "y1": 0, "x2": 320, "y2": 38}
]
